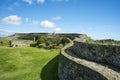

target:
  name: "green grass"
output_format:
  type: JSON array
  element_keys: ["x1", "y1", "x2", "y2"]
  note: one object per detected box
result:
[{"x1": 0, "y1": 46, "x2": 60, "y2": 80}]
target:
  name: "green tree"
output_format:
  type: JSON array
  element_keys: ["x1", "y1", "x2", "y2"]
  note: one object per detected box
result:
[{"x1": 36, "y1": 36, "x2": 46, "y2": 45}]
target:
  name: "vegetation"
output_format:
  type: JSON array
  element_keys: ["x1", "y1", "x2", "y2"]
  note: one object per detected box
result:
[
  {"x1": 95, "y1": 39, "x2": 120, "y2": 45},
  {"x1": 1, "y1": 33, "x2": 119, "y2": 80},
  {"x1": 86, "y1": 37, "x2": 120, "y2": 45},
  {"x1": 86, "y1": 37, "x2": 94, "y2": 43},
  {"x1": 0, "y1": 40, "x2": 10, "y2": 46},
  {"x1": 0, "y1": 33, "x2": 72, "y2": 80},
  {"x1": 30, "y1": 34, "x2": 70, "y2": 49},
  {"x1": 0, "y1": 47, "x2": 60, "y2": 80}
]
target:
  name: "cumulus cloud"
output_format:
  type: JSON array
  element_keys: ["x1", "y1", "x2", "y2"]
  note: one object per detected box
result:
[
  {"x1": 40, "y1": 20, "x2": 55, "y2": 28},
  {"x1": 52, "y1": 16, "x2": 61, "y2": 20},
  {"x1": 37, "y1": 0, "x2": 45, "y2": 3},
  {"x1": 54, "y1": 27, "x2": 61, "y2": 32},
  {"x1": 31, "y1": 20, "x2": 40, "y2": 25},
  {"x1": 23, "y1": 0, "x2": 33, "y2": 4},
  {"x1": 2, "y1": 15, "x2": 22, "y2": 25}
]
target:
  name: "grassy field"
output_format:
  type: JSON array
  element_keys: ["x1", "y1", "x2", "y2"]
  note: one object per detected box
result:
[{"x1": 0, "y1": 46, "x2": 60, "y2": 80}]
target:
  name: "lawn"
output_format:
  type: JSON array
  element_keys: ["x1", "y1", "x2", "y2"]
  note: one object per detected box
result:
[{"x1": 0, "y1": 46, "x2": 60, "y2": 80}]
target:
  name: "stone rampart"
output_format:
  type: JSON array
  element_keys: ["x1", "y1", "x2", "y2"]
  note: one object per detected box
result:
[
  {"x1": 58, "y1": 43, "x2": 120, "y2": 80},
  {"x1": 71, "y1": 41, "x2": 120, "y2": 67}
]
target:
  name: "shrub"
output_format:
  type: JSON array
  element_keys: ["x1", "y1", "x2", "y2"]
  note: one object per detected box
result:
[
  {"x1": 30, "y1": 42, "x2": 37, "y2": 47},
  {"x1": 36, "y1": 36, "x2": 46, "y2": 45},
  {"x1": 38, "y1": 43, "x2": 46, "y2": 48},
  {"x1": 60, "y1": 37, "x2": 70, "y2": 46},
  {"x1": 0, "y1": 40, "x2": 10, "y2": 46},
  {"x1": 86, "y1": 37, "x2": 94, "y2": 43}
]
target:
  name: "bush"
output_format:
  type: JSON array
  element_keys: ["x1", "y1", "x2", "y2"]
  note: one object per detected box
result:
[
  {"x1": 60, "y1": 38, "x2": 70, "y2": 45},
  {"x1": 30, "y1": 42, "x2": 37, "y2": 47},
  {"x1": 86, "y1": 37, "x2": 94, "y2": 43},
  {"x1": 30, "y1": 35, "x2": 69, "y2": 49},
  {"x1": 0, "y1": 40, "x2": 10, "y2": 46},
  {"x1": 36, "y1": 36, "x2": 46, "y2": 45},
  {"x1": 95, "y1": 39, "x2": 120, "y2": 45},
  {"x1": 38, "y1": 43, "x2": 46, "y2": 48}
]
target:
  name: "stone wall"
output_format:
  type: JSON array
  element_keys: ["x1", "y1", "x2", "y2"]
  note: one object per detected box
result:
[
  {"x1": 12, "y1": 40, "x2": 33, "y2": 47},
  {"x1": 58, "y1": 54, "x2": 108, "y2": 80},
  {"x1": 58, "y1": 43, "x2": 120, "y2": 80},
  {"x1": 71, "y1": 41, "x2": 120, "y2": 67}
]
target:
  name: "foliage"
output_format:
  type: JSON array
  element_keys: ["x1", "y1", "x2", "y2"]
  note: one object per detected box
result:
[
  {"x1": 95, "y1": 39, "x2": 120, "y2": 45},
  {"x1": 36, "y1": 36, "x2": 46, "y2": 45},
  {"x1": 38, "y1": 43, "x2": 46, "y2": 48},
  {"x1": 30, "y1": 42, "x2": 36, "y2": 47},
  {"x1": 30, "y1": 35, "x2": 70, "y2": 49},
  {"x1": 86, "y1": 37, "x2": 94, "y2": 43},
  {"x1": 60, "y1": 37, "x2": 70, "y2": 45},
  {"x1": 0, "y1": 40, "x2": 10, "y2": 46}
]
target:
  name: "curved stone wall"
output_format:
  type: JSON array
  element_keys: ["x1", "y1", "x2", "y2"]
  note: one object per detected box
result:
[
  {"x1": 71, "y1": 41, "x2": 120, "y2": 67},
  {"x1": 58, "y1": 43, "x2": 120, "y2": 80}
]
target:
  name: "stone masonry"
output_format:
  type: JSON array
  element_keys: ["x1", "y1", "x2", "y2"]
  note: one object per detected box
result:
[{"x1": 58, "y1": 42, "x2": 120, "y2": 80}]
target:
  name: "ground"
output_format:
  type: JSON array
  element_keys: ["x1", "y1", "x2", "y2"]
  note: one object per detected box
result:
[{"x1": 0, "y1": 46, "x2": 59, "y2": 80}]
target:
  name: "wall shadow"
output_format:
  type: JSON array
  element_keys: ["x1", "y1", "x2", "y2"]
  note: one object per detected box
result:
[{"x1": 40, "y1": 55, "x2": 59, "y2": 80}]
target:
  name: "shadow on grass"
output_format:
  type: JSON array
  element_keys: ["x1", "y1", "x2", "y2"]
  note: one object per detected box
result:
[{"x1": 40, "y1": 55, "x2": 59, "y2": 80}]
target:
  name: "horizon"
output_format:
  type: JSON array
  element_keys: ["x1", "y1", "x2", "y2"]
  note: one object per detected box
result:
[
  {"x1": 0, "y1": 32, "x2": 120, "y2": 41},
  {"x1": 0, "y1": 0, "x2": 120, "y2": 40}
]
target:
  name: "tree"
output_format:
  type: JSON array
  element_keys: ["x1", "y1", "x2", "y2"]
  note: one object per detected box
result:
[{"x1": 36, "y1": 36, "x2": 46, "y2": 45}]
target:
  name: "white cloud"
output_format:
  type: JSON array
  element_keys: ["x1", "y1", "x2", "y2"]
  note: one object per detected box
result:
[
  {"x1": 0, "y1": 29, "x2": 15, "y2": 33},
  {"x1": 25, "y1": 18, "x2": 29, "y2": 23},
  {"x1": 0, "y1": 29, "x2": 15, "y2": 36},
  {"x1": 13, "y1": 2, "x2": 19, "y2": 6},
  {"x1": 2, "y1": 15, "x2": 22, "y2": 25},
  {"x1": 40, "y1": 20, "x2": 55, "y2": 28},
  {"x1": 6, "y1": 7, "x2": 13, "y2": 11},
  {"x1": 52, "y1": 16, "x2": 61, "y2": 20},
  {"x1": 51, "y1": 0, "x2": 69, "y2": 2},
  {"x1": 23, "y1": 0, "x2": 33, "y2": 4},
  {"x1": 5, "y1": 2, "x2": 19, "y2": 11},
  {"x1": 54, "y1": 27, "x2": 61, "y2": 32},
  {"x1": 31, "y1": 20, "x2": 40, "y2": 25},
  {"x1": 37, "y1": 0, "x2": 45, "y2": 3}
]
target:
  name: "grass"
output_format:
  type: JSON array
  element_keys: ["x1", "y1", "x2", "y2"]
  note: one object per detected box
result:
[{"x1": 0, "y1": 46, "x2": 60, "y2": 80}]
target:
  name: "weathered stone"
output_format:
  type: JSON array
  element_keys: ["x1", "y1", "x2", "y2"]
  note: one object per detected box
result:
[
  {"x1": 58, "y1": 42, "x2": 120, "y2": 80},
  {"x1": 71, "y1": 41, "x2": 120, "y2": 67}
]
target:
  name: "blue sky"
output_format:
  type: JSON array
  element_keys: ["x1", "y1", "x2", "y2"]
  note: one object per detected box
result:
[{"x1": 0, "y1": 0, "x2": 120, "y2": 40}]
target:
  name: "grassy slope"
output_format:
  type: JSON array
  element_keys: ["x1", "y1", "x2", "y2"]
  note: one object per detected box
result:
[{"x1": 0, "y1": 47, "x2": 59, "y2": 80}]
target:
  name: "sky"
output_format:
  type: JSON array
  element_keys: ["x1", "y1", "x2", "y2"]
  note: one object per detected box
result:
[{"x1": 0, "y1": 0, "x2": 120, "y2": 40}]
